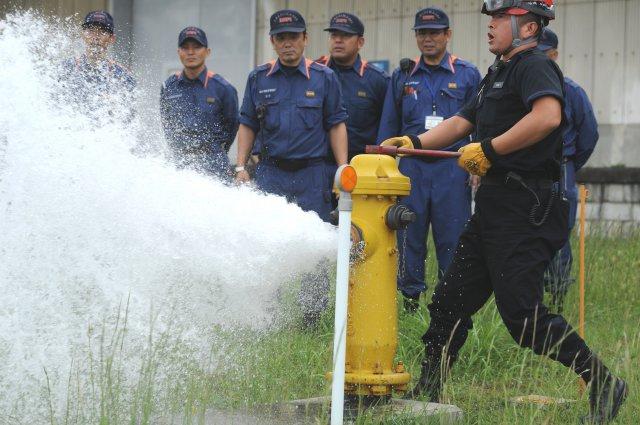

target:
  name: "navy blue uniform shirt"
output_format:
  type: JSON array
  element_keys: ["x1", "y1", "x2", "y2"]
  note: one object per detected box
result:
[
  {"x1": 239, "y1": 57, "x2": 347, "y2": 160},
  {"x1": 315, "y1": 54, "x2": 389, "y2": 157},
  {"x1": 377, "y1": 52, "x2": 481, "y2": 150},
  {"x1": 60, "y1": 55, "x2": 136, "y2": 120},
  {"x1": 563, "y1": 77, "x2": 598, "y2": 170},
  {"x1": 160, "y1": 68, "x2": 239, "y2": 152},
  {"x1": 62, "y1": 55, "x2": 136, "y2": 93}
]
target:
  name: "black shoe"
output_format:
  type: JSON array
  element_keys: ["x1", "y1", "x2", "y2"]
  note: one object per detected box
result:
[
  {"x1": 403, "y1": 296, "x2": 420, "y2": 313},
  {"x1": 581, "y1": 374, "x2": 628, "y2": 424},
  {"x1": 402, "y1": 359, "x2": 441, "y2": 402}
]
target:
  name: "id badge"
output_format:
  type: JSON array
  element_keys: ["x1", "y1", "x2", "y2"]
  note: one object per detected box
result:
[{"x1": 425, "y1": 115, "x2": 443, "y2": 130}]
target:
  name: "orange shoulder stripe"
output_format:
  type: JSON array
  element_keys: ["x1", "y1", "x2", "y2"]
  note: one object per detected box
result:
[{"x1": 359, "y1": 60, "x2": 367, "y2": 77}]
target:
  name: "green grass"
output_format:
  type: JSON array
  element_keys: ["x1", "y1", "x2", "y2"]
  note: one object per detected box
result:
[{"x1": 47, "y1": 230, "x2": 640, "y2": 424}]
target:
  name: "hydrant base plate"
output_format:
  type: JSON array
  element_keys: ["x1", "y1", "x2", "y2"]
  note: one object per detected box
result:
[{"x1": 264, "y1": 396, "x2": 463, "y2": 423}]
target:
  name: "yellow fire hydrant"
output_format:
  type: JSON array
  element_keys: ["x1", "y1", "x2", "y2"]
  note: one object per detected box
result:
[{"x1": 330, "y1": 153, "x2": 414, "y2": 400}]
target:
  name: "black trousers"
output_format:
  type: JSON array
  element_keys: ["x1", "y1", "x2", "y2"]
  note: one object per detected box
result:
[{"x1": 422, "y1": 182, "x2": 594, "y2": 378}]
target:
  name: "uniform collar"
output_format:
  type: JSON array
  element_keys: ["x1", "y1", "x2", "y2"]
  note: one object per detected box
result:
[
  {"x1": 177, "y1": 67, "x2": 207, "y2": 83},
  {"x1": 176, "y1": 67, "x2": 215, "y2": 88},
  {"x1": 410, "y1": 51, "x2": 456, "y2": 76},
  {"x1": 196, "y1": 68, "x2": 209, "y2": 85},
  {"x1": 507, "y1": 47, "x2": 536, "y2": 63},
  {"x1": 327, "y1": 54, "x2": 367, "y2": 77},
  {"x1": 318, "y1": 54, "x2": 367, "y2": 78},
  {"x1": 76, "y1": 54, "x2": 113, "y2": 71},
  {"x1": 267, "y1": 57, "x2": 312, "y2": 79}
]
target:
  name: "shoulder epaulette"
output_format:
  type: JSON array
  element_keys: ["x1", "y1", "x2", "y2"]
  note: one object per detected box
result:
[
  {"x1": 363, "y1": 61, "x2": 386, "y2": 77},
  {"x1": 309, "y1": 60, "x2": 328, "y2": 71},
  {"x1": 450, "y1": 56, "x2": 477, "y2": 71},
  {"x1": 564, "y1": 77, "x2": 580, "y2": 89},
  {"x1": 163, "y1": 72, "x2": 180, "y2": 86},
  {"x1": 315, "y1": 55, "x2": 330, "y2": 66},
  {"x1": 254, "y1": 60, "x2": 277, "y2": 77},
  {"x1": 256, "y1": 60, "x2": 276, "y2": 71},
  {"x1": 308, "y1": 60, "x2": 332, "y2": 79}
]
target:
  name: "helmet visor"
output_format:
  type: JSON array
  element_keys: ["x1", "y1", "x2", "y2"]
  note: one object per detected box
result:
[
  {"x1": 483, "y1": 0, "x2": 519, "y2": 12},
  {"x1": 483, "y1": 0, "x2": 555, "y2": 20}
]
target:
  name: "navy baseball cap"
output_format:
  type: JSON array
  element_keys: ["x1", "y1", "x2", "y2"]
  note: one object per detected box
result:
[
  {"x1": 324, "y1": 13, "x2": 364, "y2": 36},
  {"x1": 82, "y1": 10, "x2": 114, "y2": 33},
  {"x1": 537, "y1": 27, "x2": 558, "y2": 51},
  {"x1": 269, "y1": 9, "x2": 306, "y2": 35},
  {"x1": 412, "y1": 7, "x2": 449, "y2": 30},
  {"x1": 178, "y1": 26, "x2": 208, "y2": 47}
]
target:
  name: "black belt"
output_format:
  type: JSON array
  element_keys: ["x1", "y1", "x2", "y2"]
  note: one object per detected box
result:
[
  {"x1": 262, "y1": 157, "x2": 323, "y2": 172},
  {"x1": 482, "y1": 172, "x2": 556, "y2": 190}
]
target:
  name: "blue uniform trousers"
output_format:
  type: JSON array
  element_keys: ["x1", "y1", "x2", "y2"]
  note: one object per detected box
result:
[
  {"x1": 171, "y1": 143, "x2": 231, "y2": 183},
  {"x1": 256, "y1": 160, "x2": 332, "y2": 325},
  {"x1": 255, "y1": 160, "x2": 332, "y2": 222},
  {"x1": 545, "y1": 160, "x2": 578, "y2": 297},
  {"x1": 324, "y1": 161, "x2": 339, "y2": 211},
  {"x1": 397, "y1": 157, "x2": 471, "y2": 299}
]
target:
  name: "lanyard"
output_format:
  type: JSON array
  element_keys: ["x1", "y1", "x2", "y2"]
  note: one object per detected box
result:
[{"x1": 419, "y1": 65, "x2": 445, "y2": 116}]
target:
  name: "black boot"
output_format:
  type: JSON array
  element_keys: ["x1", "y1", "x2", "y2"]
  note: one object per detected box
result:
[
  {"x1": 402, "y1": 357, "x2": 448, "y2": 402},
  {"x1": 582, "y1": 372, "x2": 628, "y2": 424}
]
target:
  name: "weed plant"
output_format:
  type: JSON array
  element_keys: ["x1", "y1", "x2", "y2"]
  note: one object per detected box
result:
[{"x1": 45, "y1": 227, "x2": 638, "y2": 424}]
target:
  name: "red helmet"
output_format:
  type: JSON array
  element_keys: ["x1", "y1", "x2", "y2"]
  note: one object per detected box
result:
[{"x1": 482, "y1": 0, "x2": 555, "y2": 20}]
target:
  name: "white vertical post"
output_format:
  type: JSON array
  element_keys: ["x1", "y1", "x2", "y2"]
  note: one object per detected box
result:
[{"x1": 331, "y1": 166, "x2": 354, "y2": 425}]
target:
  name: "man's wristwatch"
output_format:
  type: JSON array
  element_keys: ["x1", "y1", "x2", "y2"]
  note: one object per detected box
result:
[{"x1": 234, "y1": 165, "x2": 246, "y2": 173}]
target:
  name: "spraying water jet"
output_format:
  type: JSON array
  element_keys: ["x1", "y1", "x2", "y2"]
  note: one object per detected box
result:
[{"x1": 0, "y1": 11, "x2": 337, "y2": 422}]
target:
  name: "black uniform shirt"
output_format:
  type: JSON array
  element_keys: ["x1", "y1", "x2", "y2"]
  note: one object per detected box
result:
[{"x1": 457, "y1": 48, "x2": 565, "y2": 177}]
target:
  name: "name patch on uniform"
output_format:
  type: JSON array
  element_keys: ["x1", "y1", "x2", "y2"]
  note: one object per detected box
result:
[
  {"x1": 493, "y1": 81, "x2": 504, "y2": 89},
  {"x1": 305, "y1": 90, "x2": 315, "y2": 98},
  {"x1": 403, "y1": 86, "x2": 416, "y2": 96},
  {"x1": 206, "y1": 97, "x2": 216, "y2": 104},
  {"x1": 357, "y1": 91, "x2": 367, "y2": 98},
  {"x1": 258, "y1": 88, "x2": 276, "y2": 94},
  {"x1": 448, "y1": 82, "x2": 457, "y2": 89},
  {"x1": 165, "y1": 94, "x2": 182, "y2": 100}
]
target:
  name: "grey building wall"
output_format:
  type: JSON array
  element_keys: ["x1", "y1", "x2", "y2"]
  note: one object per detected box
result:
[
  {"x1": 255, "y1": 0, "x2": 640, "y2": 168},
  {"x1": 0, "y1": 0, "x2": 108, "y2": 18}
]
